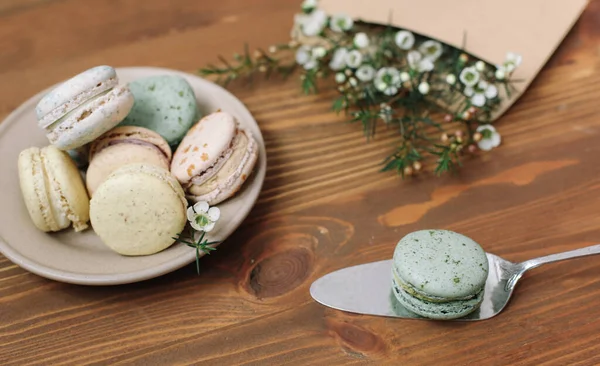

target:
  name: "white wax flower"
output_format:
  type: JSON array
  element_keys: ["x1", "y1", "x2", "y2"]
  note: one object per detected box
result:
[
  {"x1": 476, "y1": 124, "x2": 501, "y2": 151},
  {"x1": 329, "y1": 47, "x2": 348, "y2": 70},
  {"x1": 330, "y1": 13, "x2": 353, "y2": 32},
  {"x1": 345, "y1": 50, "x2": 363, "y2": 68},
  {"x1": 407, "y1": 51, "x2": 434, "y2": 72},
  {"x1": 356, "y1": 65, "x2": 375, "y2": 82},
  {"x1": 467, "y1": 80, "x2": 499, "y2": 107},
  {"x1": 475, "y1": 60, "x2": 486, "y2": 72},
  {"x1": 446, "y1": 74, "x2": 456, "y2": 85},
  {"x1": 503, "y1": 52, "x2": 522, "y2": 72},
  {"x1": 301, "y1": 0, "x2": 318, "y2": 12},
  {"x1": 419, "y1": 40, "x2": 443, "y2": 62},
  {"x1": 395, "y1": 30, "x2": 415, "y2": 50},
  {"x1": 187, "y1": 201, "x2": 220, "y2": 232},
  {"x1": 374, "y1": 67, "x2": 401, "y2": 96},
  {"x1": 298, "y1": 9, "x2": 328, "y2": 36},
  {"x1": 349, "y1": 77, "x2": 358, "y2": 87},
  {"x1": 335, "y1": 72, "x2": 346, "y2": 83},
  {"x1": 418, "y1": 82, "x2": 430, "y2": 95},
  {"x1": 312, "y1": 46, "x2": 326, "y2": 58},
  {"x1": 379, "y1": 104, "x2": 393, "y2": 123},
  {"x1": 295, "y1": 45, "x2": 311, "y2": 65},
  {"x1": 459, "y1": 66, "x2": 479, "y2": 87},
  {"x1": 400, "y1": 72, "x2": 410, "y2": 82},
  {"x1": 354, "y1": 32, "x2": 369, "y2": 48},
  {"x1": 495, "y1": 68, "x2": 505, "y2": 80}
]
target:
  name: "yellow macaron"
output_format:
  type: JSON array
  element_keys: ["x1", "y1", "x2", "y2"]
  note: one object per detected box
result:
[
  {"x1": 17, "y1": 145, "x2": 90, "y2": 232},
  {"x1": 90, "y1": 163, "x2": 187, "y2": 256}
]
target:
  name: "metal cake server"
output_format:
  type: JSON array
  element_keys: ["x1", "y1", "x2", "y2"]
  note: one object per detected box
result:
[{"x1": 310, "y1": 244, "x2": 600, "y2": 321}]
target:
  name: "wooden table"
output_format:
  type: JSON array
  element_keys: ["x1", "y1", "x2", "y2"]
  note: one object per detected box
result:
[{"x1": 2, "y1": 0, "x2": 600, "y2": 364}]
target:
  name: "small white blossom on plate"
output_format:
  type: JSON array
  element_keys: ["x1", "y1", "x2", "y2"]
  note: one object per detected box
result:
[
  {"x1": 475, "y1": 60, "x2": 486, "y2": 72},
  {"x1": 407, "y1": 51, "x2": 434, "y2": 72},
  {"x1": 395, "y1": 30, "x2": 415, "y2": 50},
  {"x1": 400, "y1": 71, "x2": 410, "y2": 82},
  {"x1": 335, "y1": 72, "x2": 346, "y2": 83},
  {"x1": 418, "y1": 82, "x2": 430, "y2": 95},
  {"x1": 349, "y1": 77, "x2": 358, "y2": 87},
  {"x1": 301, "y1": 0, "x2": 318, "y2": 12},
  {"x1": 330, "y1": 13, "x2": 353, "y2": 32},
  {"x1": 345, "y1": 50, "x2": 363, "y2": 68},
  {"x1": 446, "y1": 74, "x2": 456, "y2": 85},
  {"x1": 374, "y1": 67, "x2": 401, "y2": 96},
  {"x1": 459, "y1": 66, "x2": 479, "y2": 87},
  {"x1": 476, "y1": 124, "x2": 501, "y2": 151},
  {"x1": 354, "y1": 32, "x2": 369, "y2": 48},
  {"x1": 329, "y1": 48, "x2": 348, "y2": 70},
  {"x1": 465, "y1": 80, "x2": 498, "y2": 107},
  {"x1": 187, "y1": 201, "x2": 220, "y2": 232},
  {"x1": 419, "y1": 40, "x2": 443, "y2": 62},
  {"x1": 356, "y1": 65, "x2": 376, "y2": 81},
  {"x1": 297, "y1": 9, "x2": 328, "y2": 36}
]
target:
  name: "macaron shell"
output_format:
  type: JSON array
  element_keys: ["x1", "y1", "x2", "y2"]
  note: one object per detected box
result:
[
  {"x1": 17, "y1": 147, "x2": 62, "y2": 232},
  {"x1": 41, "y1": 146, "x2": 90, "y2": 232},
  {"x1": 47, "y1": 85, "x2": 134, "y2": 150},
  {"x1": 88, "y1": 126, "x2": 172, "y2": 162},
  {"x1": 119, "y1": 75, "x2": 200, "y2": 145},
  {"x1": 85, "y1": 144, "x2": 170, "y2": 196},
  {"x1": 90, "y1": 164, "x2": 187, "y2": 256},
  {"x1": 393, "y1": 230, "x2": 489, "y2": 299},
  {"x1": 187, "y1": 130, "x2": 258, "y2": 205},
  {"x1": 171, "y1": 111, "x2": 237, "y2": 185},
  {"x1": 36, "y1": 65, "x2": 117, "y2": 126}
]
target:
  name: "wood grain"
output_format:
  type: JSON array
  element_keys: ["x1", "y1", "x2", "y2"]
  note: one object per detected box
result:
[{"x1": 2, "y1": 0, "x2": 600, "y2": 364}]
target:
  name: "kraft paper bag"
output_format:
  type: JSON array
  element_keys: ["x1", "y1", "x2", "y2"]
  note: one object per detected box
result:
[{"x1": 319, "y1": 0, "x2": 589, "y2": 120}]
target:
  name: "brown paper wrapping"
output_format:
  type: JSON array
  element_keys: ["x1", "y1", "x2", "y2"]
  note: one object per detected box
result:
[{"x1": 319, "y1": 0, "x2": 588, "y2": 120}]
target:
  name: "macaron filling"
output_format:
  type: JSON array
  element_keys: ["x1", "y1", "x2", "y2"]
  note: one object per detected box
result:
[
  {"x1": 38, "y1": 76, "x2": 117, "y2": 129},
  {"x1": 391, "y1": 267, "x2": 481, "y2": 303},
  {"x1": 46, "y1": 85, "x2": 132, "y2": 146},
  {"x1": 41, "y1": 148, "x2": 88, "y2": 232},
  {"x1": 392, "y1": 275, "x2": 485, "y2": 319},
  {"x1": 187, "y1": 131, "x2": 251, "y2": 196},
  {"x1": 187, "y1": 131, "x2": 238, "y2": 187},
  {"x1": 29, "y1": 149, "x2": 67, "y2": 231}
]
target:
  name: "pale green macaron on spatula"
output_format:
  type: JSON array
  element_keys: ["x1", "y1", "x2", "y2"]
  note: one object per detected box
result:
[{"x1": 391, "y1": 230, "x2": 489, "y2": 319}]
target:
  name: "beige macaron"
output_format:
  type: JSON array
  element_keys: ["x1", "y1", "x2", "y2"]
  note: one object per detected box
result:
[
  {"x1": 18, "y1": 145, "x2": 90, "y2": 232},
  {"x1": 85, "y1": 126, "x2": 172, "y2": 196},
  {"x1": 89, "y1": 163, "x2": 187, "y2": 256},
  {"x1": 170, "y1": 111, "x2": 259, "y2": 205}
]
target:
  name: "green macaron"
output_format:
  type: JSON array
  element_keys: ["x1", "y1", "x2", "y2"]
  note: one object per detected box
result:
[
  {"x1": 119, "y1": 75, "x2": 200, "y2": 146},
  {"x1": 391, "y1": 230, "x2": 489, "y2": 320}
]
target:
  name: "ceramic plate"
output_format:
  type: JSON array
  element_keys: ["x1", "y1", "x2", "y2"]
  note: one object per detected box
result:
[{"x1": 0, "y1": 67, "x2": 266, "y2": 285}]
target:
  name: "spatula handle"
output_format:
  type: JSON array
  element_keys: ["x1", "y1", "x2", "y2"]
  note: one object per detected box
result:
[{"x1": 521, "y1": 244, "x2": 600, "y2": 271}]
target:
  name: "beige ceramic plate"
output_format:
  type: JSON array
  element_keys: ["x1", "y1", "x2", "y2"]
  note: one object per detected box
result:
[{"x1": 0, "y1": 67, "x2": 266, "y2": 285}]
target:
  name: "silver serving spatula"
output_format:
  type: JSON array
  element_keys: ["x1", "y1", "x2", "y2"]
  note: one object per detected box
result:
[{"x1": 310, "y1": 244, "x2": 600, "y2": 321}]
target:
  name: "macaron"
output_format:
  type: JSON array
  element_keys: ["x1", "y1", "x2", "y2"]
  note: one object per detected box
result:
[
  {"x1": 90, "y1": 163, "x2": 187, "y2": 256},
  {"x1": 18, "y1": 146, "x2": 90, "y2": 233},
  {"x1": 119, "y1": 75, "x2": 200, "y2": 146},
  {"x1": 170, "y1": 111, "x2": 259, "y2": 205},
  {"x1": 391, "y1": 230, "x2": 489, "y2": 320},
  {"x1": 36, "y1": 65, "x2": 134, "y2": 151},
  {"x1": 85, "y1": 126, "x2": 172, "y2": 196}
]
